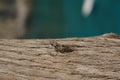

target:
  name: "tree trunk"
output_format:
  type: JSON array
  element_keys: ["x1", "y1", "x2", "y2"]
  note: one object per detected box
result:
[{"x1": 0, "y1": 34, "x2": 120, "y2": 80}]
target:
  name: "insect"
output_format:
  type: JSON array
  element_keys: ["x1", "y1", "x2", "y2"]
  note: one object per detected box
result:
[{"x1": 50, "y1": 40, "x2": 74, "y2": 55}]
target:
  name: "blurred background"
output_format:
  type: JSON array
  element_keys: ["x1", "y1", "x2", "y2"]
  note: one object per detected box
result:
[{"x1": 0, "y1": 0, "x2": 120, "y2": 39}]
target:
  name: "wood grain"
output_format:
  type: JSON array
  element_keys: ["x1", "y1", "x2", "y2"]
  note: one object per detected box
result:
[{"x1": 0, "y1": 35, "x2": 120, "y2": 80}]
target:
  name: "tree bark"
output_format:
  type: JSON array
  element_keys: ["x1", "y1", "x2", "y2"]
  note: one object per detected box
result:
[{"x1": 0, "y1": 35, "x2": 120, "y2": 80}]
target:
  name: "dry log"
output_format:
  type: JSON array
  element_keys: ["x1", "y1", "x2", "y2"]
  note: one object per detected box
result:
[{"x1": 0, "y1": 34, "x2": 120, "y2": 80}]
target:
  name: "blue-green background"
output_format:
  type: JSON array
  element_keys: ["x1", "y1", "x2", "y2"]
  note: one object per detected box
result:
[{"x1": 26, "y1": 0, "x2": 120, "y2": 38}]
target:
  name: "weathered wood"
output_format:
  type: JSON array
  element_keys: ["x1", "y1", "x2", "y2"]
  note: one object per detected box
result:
[{"x1": 0, "y1": 35, "x2": 120, "y2": 80}]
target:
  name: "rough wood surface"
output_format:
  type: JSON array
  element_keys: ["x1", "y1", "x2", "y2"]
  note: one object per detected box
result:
[{"x1": 0, "y1": 35, "x2": 120, "y2": 80}]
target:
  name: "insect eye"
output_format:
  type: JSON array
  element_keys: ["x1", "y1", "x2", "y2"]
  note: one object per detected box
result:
[
  {"x1": 50, "y1": 42, "x2": 55, "y2": 46},
  {"x1": 51, "y1": 43, "x2": 54, "y2": 46},
  {"x1": 50, "y1": 41, "x2": 58, "y2": 47}
]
